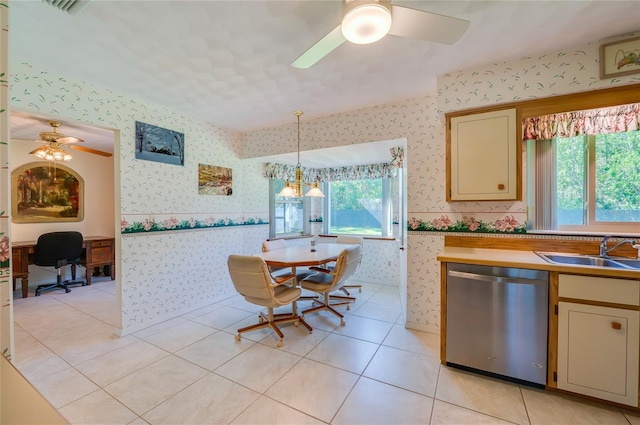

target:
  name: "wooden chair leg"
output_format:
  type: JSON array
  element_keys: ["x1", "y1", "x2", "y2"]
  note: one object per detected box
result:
[
  {"x1": 237, "y1": 305, "x2": 312, "y2": 347},
  {"x1": 344, "y1": 284, "x2": 362, "y2": 292},
  {"x1": 302, "y1": 293, "x2": 347, "y2": 326}
]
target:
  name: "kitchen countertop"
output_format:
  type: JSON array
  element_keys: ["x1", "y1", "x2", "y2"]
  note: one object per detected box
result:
[{"x1": 437, "y1": 247, "x2": 640, "y2": 279}]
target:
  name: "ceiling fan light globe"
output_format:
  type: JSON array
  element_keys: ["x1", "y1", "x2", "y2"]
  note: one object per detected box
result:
[
  {"x1": 44, "y1": 153, "x2": 55, "y2": 161},
  {"x1": 63, "y1": 153, "x2": 73, "y2": 161},
  {"x1": 341, "y1": 3, "x2": 391, "y2": 44},
  {"x1": 34, "y1": 149, "x2": 47, "y2": 159}
]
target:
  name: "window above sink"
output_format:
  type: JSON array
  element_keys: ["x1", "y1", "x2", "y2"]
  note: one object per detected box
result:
[{"x1": 526, "y1": 102, "x2": 640, "y2": 235}]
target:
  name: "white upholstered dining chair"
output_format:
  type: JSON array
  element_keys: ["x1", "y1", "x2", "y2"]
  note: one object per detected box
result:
[
  {"x1": 227, "y1": 254, "x2": 312, "y2": 347},
  {"x1": 299, "y1": 245, "x2": 361, "y2": 326},
  {"x1": 309, "y1": 235, "x2": 363, "y2": 302},
  {"x1": 335, "y1": 235, "x2": 364, "y2": 294}
]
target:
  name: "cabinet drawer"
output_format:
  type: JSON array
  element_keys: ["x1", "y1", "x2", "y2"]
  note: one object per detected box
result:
[
  {"x1": 90, "y1": 240, "x2": 112, "y2": 248},
  {"x1": 89, "y1": 247, "x2": 112, "y2": 263},
  {"x1": 559, "y1": 274, "x2": 639, "y2": 306}
]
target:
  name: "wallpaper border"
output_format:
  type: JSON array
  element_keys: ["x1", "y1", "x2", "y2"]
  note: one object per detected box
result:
[{"x1": 121, "y1": 215, "x2": 268, "y2": 234}]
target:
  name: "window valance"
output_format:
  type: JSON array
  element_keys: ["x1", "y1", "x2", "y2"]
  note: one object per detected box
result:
[
  {"x1": 264, "y1": 146, "x2": 404, "y2": 182},
  {"x1": 522, "y1": 103, "x2": 640, "y2": 141}
]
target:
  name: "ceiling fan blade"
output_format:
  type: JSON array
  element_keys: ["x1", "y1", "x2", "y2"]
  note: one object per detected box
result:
[
  {"x1": 292, "y1": 25, "x2": 346, "y2": 69},
  {"x1": 70, "y1": 145, "x2": 112, "y2": 157},
  {"x1": 388, "y1": 5, "x2": 470, "y2": 45},
  {"x1": 56, "y1": 136, "x2": 84, "y2": 144}
]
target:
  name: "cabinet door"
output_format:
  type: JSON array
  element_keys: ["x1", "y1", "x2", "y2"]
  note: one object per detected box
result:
[
  {"x1": 557, "y1": 302, "x2": 639, "y2": 406},
  {"x1": 449, "y1": 108, "x2": 518, "y2": 201}
]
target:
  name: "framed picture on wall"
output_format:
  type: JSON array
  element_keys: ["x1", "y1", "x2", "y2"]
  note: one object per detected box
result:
[
  {"x1": 198, "y1": 164, "x2": 232, "y2": 195},
  {"x1": 11, "y1": 162, "x2": 84, "y2": 223},
  {"x1": 600, "y1": 35, "x2": 640, "y2": 79},
  {"x1": 135, "y1": 121, "x2": 185, "y2": 165}
]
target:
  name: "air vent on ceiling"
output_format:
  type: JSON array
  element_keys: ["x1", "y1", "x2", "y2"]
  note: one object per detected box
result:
[{"x1": 42, "y1": 0, "x2": 90, "y2": 15}]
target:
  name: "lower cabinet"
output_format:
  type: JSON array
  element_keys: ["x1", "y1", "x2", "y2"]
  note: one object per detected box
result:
[{"x1": 557, "y1": 301, "x2": 639, "y2": 406}]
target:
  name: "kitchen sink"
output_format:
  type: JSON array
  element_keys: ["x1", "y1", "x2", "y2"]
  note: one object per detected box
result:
[
  {"x1": 609, "y1": 258, "x2": 640, "y2": 268},
  {"x1": 535, "y1": 252, "x2": 640, "y2": 270}
]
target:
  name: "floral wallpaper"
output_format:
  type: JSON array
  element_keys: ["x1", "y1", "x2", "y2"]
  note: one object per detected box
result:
[
  {"x1": 243, "y1": 40, "x2": 638, "y2": 334},
  {"x1": 0, "y1": 0, "x2": 12, "y2": 359},
  {"x1": 316, "y1": 236, "x2": 399, "y2": 285},
  {"x1": 408, "y1": 215, "x2": 526, "y2": 233},
  {"x1": 5, "y1": 36, "x2": 637, "y2": 338},
  {"x1": 437, "y1": 43, "x2": 640, "y2": 114},
  {"x1": 121, "y1": 228, "x2": 244, "y2": 330},
  {"x1": 121, "y1": 214, "x2": 268, "y2": 234},
  {"x1": 8, "y1": 60, "x2": 403, "y2": 333},
  {"x1": 10, "y1": 61, "x2": 271, "y2": 334}
]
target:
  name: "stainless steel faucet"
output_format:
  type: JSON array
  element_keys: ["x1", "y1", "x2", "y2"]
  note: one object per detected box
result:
[{"x1": 599, "y1": 235, "x2": 636, "y2": 258}]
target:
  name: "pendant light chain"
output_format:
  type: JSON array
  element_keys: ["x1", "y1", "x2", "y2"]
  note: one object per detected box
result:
[{"x1": 295, "y1": 110, "x2": 302, "y2": 168}]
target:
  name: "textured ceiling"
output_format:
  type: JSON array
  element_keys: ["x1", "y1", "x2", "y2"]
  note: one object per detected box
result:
[{"x1": 8, "y1": 0, "x2": 640, "y2": 161}]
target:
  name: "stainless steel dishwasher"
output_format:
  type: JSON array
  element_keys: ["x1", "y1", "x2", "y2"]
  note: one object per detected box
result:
[{"x1": 446, "y1": 263, "x2": 549, "y2": 386}]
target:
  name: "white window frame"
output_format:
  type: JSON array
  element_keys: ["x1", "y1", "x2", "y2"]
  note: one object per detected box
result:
[
  {"x1": 269, "y1": 179, "x2": 311, "y2": 238},
  {"x1": 527, "y1": 134, "x2": 640, "y2": 234},
  {"x1": 322, "y1": 177, "x2": 393, "y2": 237}
]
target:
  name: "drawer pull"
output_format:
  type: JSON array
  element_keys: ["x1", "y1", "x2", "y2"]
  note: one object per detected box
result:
[
  {"x1": 497, "y1": 184, "x2": 505, "y2": 190},
  {"x1": 611, "y1": 321, "x2": 622, "y2": 330}
]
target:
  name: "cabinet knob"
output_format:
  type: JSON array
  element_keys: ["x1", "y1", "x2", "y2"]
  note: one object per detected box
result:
[
  {"x1": 497, "y1": 184, "x2": 505, "y2": 190},
  {"x1": 611, "y1": 321, "x2": 622, "y2": 330}
]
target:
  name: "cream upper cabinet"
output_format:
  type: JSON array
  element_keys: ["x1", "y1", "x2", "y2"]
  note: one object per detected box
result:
[
  {"x1": 556, "y1": 274, "x2": 639, "y2": 407},
  {"x1": 447, "y1": 108, "x2": 519, "y2": 201}
]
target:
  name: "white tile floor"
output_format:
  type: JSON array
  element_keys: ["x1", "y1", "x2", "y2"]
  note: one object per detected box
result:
[{"x1": 11, "y1": 278, "x2": 640, "y2": 425}]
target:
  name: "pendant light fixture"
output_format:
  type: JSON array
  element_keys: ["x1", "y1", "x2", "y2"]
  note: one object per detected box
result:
[{"x1": 278, "y1": 110, "x2": 325, "y2": 198}]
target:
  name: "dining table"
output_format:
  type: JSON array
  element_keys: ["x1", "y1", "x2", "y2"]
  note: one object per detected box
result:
[
  {"x1": 256, "y1": 242, "x2": 360, "y2": 331},
  {"x1": 256, "y1": 243, "x2": 358, "y2": 275},
  {"x1": 257, "y1": 242, "x2": 356, "y2": 274}
]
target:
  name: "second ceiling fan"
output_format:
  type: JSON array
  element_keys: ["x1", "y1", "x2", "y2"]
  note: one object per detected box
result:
[
  {"x1": 292, "y1": 0, "x2": 470, "y2": 69},
  {"x1": 30, "y1": 120, "x2": 112, "y2": 161}
]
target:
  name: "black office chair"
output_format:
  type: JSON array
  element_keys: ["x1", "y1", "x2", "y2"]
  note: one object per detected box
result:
[{"x1": 34, "y1": 231, "x2": 86, "y2": 296}]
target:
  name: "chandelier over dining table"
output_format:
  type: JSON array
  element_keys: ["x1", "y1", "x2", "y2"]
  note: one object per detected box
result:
[{"x1": 278, "y1": 110, "x2": 325, "y2": 198}]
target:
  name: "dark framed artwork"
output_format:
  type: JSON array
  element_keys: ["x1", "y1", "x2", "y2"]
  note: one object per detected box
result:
[
  {"x1": 600, "y1": 35, "x2": 640, "y2": 79},
  {"x1": 11, "y1": 162, "x2": 84, "y2": 223},
  {"x1": 135, "y1": 121, "x2": 185, "y2": 165},
  {"x1": 198, "y1": 164, "x2": 232, "y2": 195}
]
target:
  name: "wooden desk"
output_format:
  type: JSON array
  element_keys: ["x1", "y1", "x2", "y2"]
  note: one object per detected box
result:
[{"x1": 12, "y1": 236, "x2": 115, "y2": 298}]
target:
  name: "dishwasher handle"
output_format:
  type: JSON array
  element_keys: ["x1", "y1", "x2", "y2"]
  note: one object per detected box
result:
[{"x1": 448, "y1": 270, "x2": 545, "y2": 285}]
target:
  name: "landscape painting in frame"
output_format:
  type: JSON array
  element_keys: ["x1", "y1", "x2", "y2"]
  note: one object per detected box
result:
[
  {"x1": 11, "y1": 162, "x2": 84, "y2": 223},
  {"x1": 135, "y1": 121, "x2": 184, "y2": 165},
  {"x1": 198, "y1": 164, "x2": 232, "y2": 195}
]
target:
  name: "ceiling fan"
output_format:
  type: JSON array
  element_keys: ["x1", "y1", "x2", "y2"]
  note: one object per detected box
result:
[
  {"x1": 30, "y1": 120, "x2": 112, "y2": 161},
  {"x1": 292, "y1": 0, "x2": 470, "y2": 69}
]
